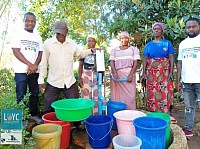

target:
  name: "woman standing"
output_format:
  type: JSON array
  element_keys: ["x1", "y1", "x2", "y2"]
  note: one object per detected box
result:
[
  {"x1": 78, "y1": 35, "x2": 99, "y2": 100},
  {"x1": 140, "y1": 22, "x2": 175, "y2": 113},
  {"x1": 110, "y1": 31, "x2": 140, "y2": 109}
]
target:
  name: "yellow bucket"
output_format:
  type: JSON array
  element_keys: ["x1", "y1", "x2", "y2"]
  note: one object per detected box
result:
[{"x1": 32, "y1": 123, "x2": 62, "y2": 149}]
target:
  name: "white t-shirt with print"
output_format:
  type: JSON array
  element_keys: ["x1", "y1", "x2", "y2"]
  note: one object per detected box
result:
[
  {"x1": 178, "y1": 34, "x2": 200, "y2": 83},
  {"x1": 11, "y1": 29, "x2": 43, "y2": 73}
]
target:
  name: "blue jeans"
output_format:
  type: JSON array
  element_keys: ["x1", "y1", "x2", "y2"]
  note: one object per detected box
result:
[
  {"x1": 14, "y1": 73, "x2": 39, "y2": 116},
  {"x1": 182, "y1": 82, "x2": 200, "y2": 131}
]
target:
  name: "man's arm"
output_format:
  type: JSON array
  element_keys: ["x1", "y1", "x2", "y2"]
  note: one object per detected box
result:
[
  {"x1": 78, "y1": 61, "x2": 84, "y2": 87},
  {"x1": 12, "y1": 48, "x2": 37, "y2": 73},
  {"x1": 177, "y1": 60, "x2": 182, "y2": 92},
  {"x1": 34, "y1": 51, "x2": 43, "y2": 66}
]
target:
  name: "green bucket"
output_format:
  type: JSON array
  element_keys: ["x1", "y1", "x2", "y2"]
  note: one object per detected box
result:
[
  {"x1": 147, "y1": 112, "x2": 171, "y2": 149},
  {"x1": 51, "y1": 98, "x2": 94, "y2": 122}
]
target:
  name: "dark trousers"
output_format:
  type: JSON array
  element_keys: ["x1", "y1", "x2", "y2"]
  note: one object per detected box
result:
[
  {"x1": 44, "y1": 82, "x2": 79, "y2": 113},
  {"x1": 14, "y1": 73, "x2": 39, "y2": 116}
]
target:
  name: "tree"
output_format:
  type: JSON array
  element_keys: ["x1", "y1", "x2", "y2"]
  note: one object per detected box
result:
[
  {"x1": 0, "y1": 0, "x2": 12, "y2": 64},
  {"x1": 28, "y1": 0, "x2": 200, "y2": 54},
  {"x1": 28, "y1": 0, "x2": 107, "y2": 44}
]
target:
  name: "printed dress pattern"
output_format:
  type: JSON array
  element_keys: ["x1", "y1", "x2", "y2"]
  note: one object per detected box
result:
[{"x1": 146, "y1": 58, "x2": 174, "y2": 113}]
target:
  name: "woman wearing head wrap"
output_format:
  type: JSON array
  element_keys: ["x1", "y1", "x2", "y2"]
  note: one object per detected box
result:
[
  {"x1": 140, "y1": 22, "x2": 175, "y2": 113},
  {"x1": 78, "y1": 35, "x2": 99, "y2": 100},
  {"x1": 109, "y1": 31, "x2": 140, "y2": 109}
]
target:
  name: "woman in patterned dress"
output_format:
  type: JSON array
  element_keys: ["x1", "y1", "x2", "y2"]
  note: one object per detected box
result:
[
  {"x1": 78, "y1": 35, "x2": 99, "y2": 100},
  {"x1": 109, "y1": 31, "x2": 140, "y2": 109},
  {"x1": 140, "y1": 22, "x2": 175, "y2": 113}
]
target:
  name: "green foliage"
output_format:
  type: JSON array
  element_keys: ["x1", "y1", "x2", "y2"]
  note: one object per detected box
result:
[
  {"x1": 28, "y1": 0, "x2": 199, "y2": 64},
  {"x1": 28, "y1": 0, "x2": 105, "y2": 44},
  {"x1": 0, "y1": 68, "x2": 35, "y2": 148},
  {"x1": 74, "y1": 69, "x2": 79, "y2": 81}
]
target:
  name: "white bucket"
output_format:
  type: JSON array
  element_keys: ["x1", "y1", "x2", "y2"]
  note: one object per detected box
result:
[{"x1": 113, "y1": 134, "x2": 142, "y2": 149}]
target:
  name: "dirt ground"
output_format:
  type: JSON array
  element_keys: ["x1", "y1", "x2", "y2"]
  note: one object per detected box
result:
[{"x1": 171, "y1": 103, "x2": 200, "y2": 149}]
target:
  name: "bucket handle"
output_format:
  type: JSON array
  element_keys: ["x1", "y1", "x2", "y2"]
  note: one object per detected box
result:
[
  {"x1": 86, "y1": 122, "x2": 113, "y2": 141},
  {"x1": 38, "y1": 138, "x2": 53, "y2": 149}
]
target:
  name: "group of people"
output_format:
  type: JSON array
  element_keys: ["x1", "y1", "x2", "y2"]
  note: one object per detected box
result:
[
  {"x1": 11, "y1": 11, "x2": 200, "y2": 137},
  {"x1": 11, "y1": 12, "x2": 99, "y2": 125}
]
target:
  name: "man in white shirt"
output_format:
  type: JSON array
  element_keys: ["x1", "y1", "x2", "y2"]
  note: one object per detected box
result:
[
  {"x1": 177, "y1": 17, "x2": 200, "y2": 137},
  {"x1": 11, "y1": 12, "x2": 43, "y2": 124},
  {"x1": 38, "y1": 21, "x2": 97, "y2": 113}
]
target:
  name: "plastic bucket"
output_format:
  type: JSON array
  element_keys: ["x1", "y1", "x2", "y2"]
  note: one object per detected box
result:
[
  {"x1": 42, "y1": 112, "x2": 70, "y2": 149},
  {"x1": 85, "y1": 115, "x2": 113, "y2": 149},
  {"x1": 107, "y1": 101, "x2": 126, "y2": 130},
  {"x1": 114, "y1": 110, "x2": 146, "y2": 135},
  {"x1": 112, "y1": 134, "x2": 142, "y2": 149},
  {"x1": 32, "y1": 123, "x2": 62, "y2": 149},
  {"x1": 133, "y1": 117, "x2": 167, "y2": 149},
  {"x1": 147, "y1": 112, "x2": 171, "y2": 148}
]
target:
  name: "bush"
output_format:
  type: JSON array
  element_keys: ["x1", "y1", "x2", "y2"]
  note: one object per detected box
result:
[{"x1": 0, "y1": 68, "x2": 35, "y2": 148}]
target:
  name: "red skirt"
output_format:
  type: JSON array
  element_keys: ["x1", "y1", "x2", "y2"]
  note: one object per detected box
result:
[{"x1": 146, "y1": 58, "x2": 174, "y2": 113}]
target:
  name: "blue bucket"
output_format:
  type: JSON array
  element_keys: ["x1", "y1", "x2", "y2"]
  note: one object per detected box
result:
[
  {"x1": 133, "y1": 117, "x2": 167, "y2": 149},
  {"x1": 85, "y1": 115, "x2": 113, "y2": 149},
  {"x1": 107, "y1": 101, "x2": 126, "y2": 130}
]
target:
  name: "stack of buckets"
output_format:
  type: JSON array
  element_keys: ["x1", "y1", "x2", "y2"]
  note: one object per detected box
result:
[
  {"x1": 106, "y1": 100, "x2": 169, "y2": 149},
  {"x1": 32, "y1": 112, "x2": 71, "y2": 149}
]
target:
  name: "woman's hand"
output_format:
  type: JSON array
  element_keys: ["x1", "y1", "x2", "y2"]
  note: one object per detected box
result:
[
  {"x1": 140, "y1": 74, "x2": 146, "y2": 83},
  {"x1": 78, "y1": 78, "x2": 83, "y2": 88},
  {"x1": 112, "y1": 72, "x2": 119, "y2": 81},
  {"x1": 168, "y1": 72, "x2": 174, "y2": 81},
  {"x1": 127, "y1": 74, "x2": 133, "y2": 82},
  {"x1": 39, "y1": 84, "x2": 45, "y2": 93}
]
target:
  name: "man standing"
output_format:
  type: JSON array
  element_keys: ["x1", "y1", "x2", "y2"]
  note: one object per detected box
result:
[
  {"x1": 38, "y1": 21, "x2": 97, "y2": 113},
  {"x1": 11, "y1": 12, "x2": 43, "y2": 124},
  {"x1": 177, "y1": 17, "x2": 200, "y2": 136}
]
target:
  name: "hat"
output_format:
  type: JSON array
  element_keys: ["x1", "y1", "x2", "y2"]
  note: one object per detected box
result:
[
  {"x1": 152, "y1": 22, "x2": 164, "y2": 31},
  {"x1": 87, "y1": 34, "x2": 97, "y2": 41},
  {"x1": 54, "y1": 21, "x2": 68, "y2": 35},
  {"x1": 84, "y1": 34, "x2": 99, "y2": 50},
  {"x1": 119, "y1": 31, "x2": 130, "y2": 38}
]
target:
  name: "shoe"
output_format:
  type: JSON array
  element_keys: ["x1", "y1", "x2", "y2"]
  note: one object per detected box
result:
[
  {"x1": 29, "y1": 116, "x2": 44, "y2": 124},
  {"x1": 182, "y1": 128, "x2": 193, "y2": 137},
  {"x1": 170, "y1": 116, "x2": 177, "y2": 124}
]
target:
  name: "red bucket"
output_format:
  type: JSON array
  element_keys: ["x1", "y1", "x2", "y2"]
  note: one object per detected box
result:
[{"x1": 42, "y1": 112, "x2": 70, "y2": 149}]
